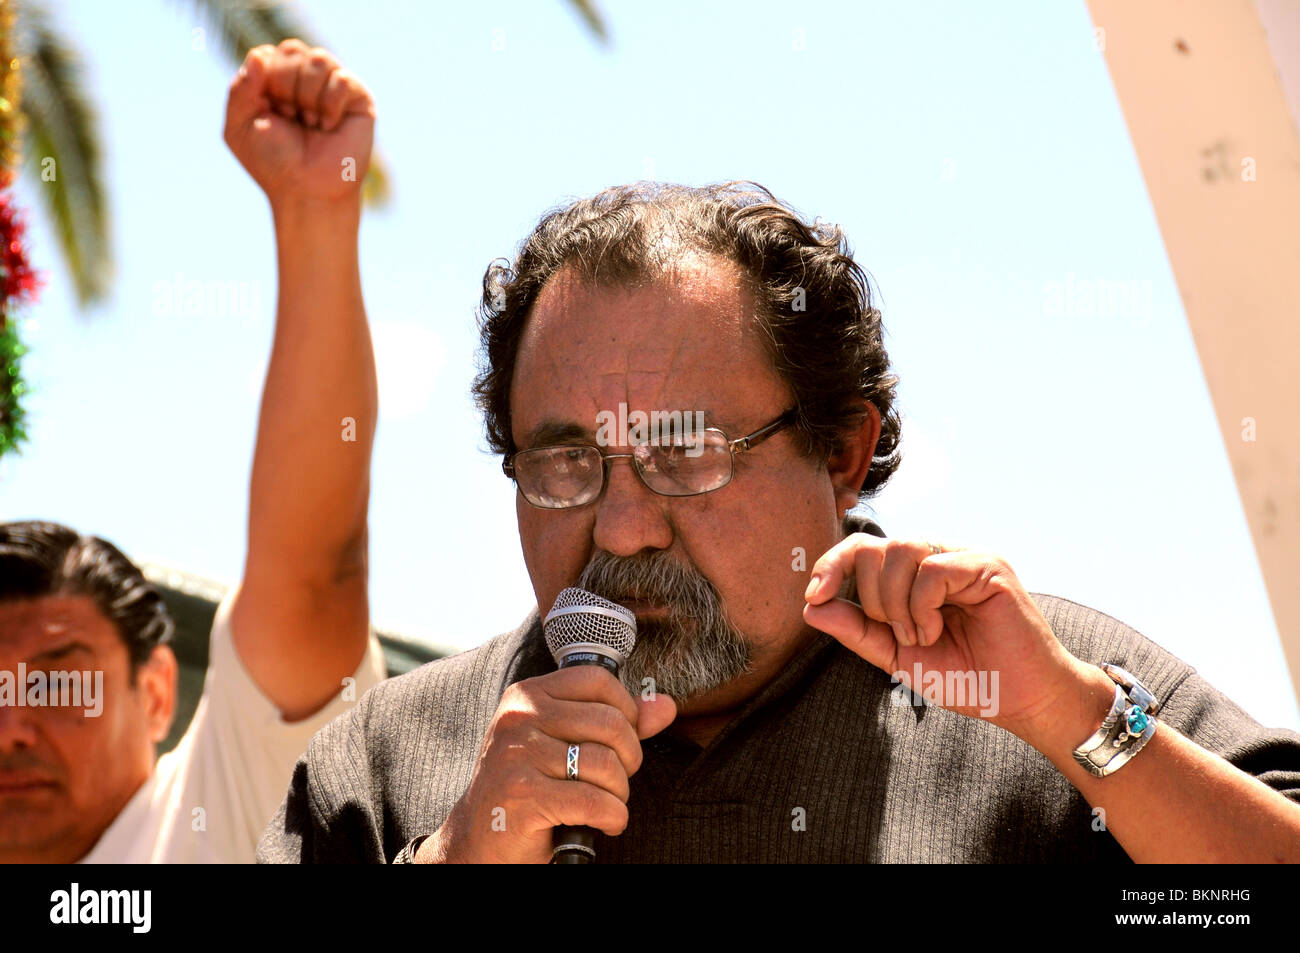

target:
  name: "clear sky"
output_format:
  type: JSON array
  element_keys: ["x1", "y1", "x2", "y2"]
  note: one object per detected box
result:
[{"x1": 5, "y1": 0, "x2": 1297, "y2": 730}]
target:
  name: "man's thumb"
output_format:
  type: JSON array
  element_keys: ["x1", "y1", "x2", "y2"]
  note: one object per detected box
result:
[{"x1": 635, "y1": 691, "x2": 677, "y2": 740}]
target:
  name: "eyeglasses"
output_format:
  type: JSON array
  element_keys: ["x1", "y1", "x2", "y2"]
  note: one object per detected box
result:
[{"x1": 503, "y1": 409, "x2": 797, "y2": 509}]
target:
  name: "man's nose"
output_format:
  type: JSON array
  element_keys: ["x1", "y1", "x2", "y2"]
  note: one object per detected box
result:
[
  {"x1": 0, "y1": 698, "x2": 39, "y2": 753},
  {"x1": 592, "y1": 456, "x2": 674, "y2": 557}
]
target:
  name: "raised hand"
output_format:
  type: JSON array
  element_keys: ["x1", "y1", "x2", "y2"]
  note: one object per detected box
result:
[
  {"x1": 221, "y1": 42, "x2": 379, "y2": 722},
  {"x1": 802, "y1": 534, "x2": 1089, "y2": 731},
  {"x1": 223, "y1": 38, "x2": 375, "y2": 207}
]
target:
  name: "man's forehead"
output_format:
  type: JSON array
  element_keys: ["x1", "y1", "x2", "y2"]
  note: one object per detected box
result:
[
  {"x1": 512, "y1": 257, "x2": 775, "y2": 429},
  {"x1": 526, "y1": 255, "x2": 753, "y2": 342},
  {"x1": 521, "y1": 407, "x2": 743, "y2": 448},
  {"x1": 0, "y1": 595, "x2": 115, "y2": 656}
]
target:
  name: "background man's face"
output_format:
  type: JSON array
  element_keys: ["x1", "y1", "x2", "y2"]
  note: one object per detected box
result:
[
  {"x1": 509, "y1": 254, "x2": 850, "y2": 716},
  {"x1": 0, "y1": 595, "x2": 173, "y2": 863}
]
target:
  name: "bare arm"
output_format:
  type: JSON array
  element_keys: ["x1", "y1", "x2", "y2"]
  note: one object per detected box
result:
[
  {"x1": 806, "y1": 531, "x2": 1300, "y2": 863},
  {"x1": 1015, "y1": 661, "x2": 1300, "y2": 863},
  {"x1": 222, "y1": 40, "x2": 379, "y2": 720}
]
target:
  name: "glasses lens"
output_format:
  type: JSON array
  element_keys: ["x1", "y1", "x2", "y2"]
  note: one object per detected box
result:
[
  {"x1": 514, "y1": 446, "x2": 604, "y2": 508},
  {"x1": 634, "y1": 429, "x2": 732, "y2": 496}
]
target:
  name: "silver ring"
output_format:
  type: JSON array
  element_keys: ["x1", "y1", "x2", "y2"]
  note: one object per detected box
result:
[
  {"x1": 926, "y1": 542, "x2": 944, "y2": 556},
  {"x1": 566, "y1": 743, "x2": 580, "y2": 781}
]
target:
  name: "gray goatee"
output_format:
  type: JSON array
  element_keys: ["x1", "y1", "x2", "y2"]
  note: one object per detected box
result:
[{"x1": 577, "y1": 549, "x2": 752, "y2": 701}]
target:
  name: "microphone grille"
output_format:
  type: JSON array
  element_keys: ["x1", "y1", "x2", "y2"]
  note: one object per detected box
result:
[{"x1": 543, "y1": 587, "x2": 637, "y2": 663}]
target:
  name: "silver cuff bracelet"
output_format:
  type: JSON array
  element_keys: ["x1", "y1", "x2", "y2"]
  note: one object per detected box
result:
[{"x1": 1072, "y1": 665, "x2": 1160, "y2": 778}]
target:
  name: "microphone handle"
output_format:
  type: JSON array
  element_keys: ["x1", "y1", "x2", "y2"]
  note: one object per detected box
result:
[{"x1": 553, "y1": 651, "x2": 621, "y2": 865}]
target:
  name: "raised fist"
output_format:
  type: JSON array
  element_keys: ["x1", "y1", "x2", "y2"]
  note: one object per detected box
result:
[{"x1": 223, "y1": 39, "x2": 375, "y2": 206}]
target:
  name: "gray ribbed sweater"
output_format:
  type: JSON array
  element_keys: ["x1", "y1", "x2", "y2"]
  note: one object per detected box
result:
[{"x1": 258, "y1": 528, "x2": 1300, "y2": 863}]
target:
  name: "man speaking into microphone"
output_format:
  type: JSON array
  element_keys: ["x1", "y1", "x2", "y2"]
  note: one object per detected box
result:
[{"x1": 259, "y1": 181, "x2": 1300, "y2": 863}]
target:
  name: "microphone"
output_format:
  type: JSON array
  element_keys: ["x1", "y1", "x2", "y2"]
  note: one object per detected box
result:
[{"x1": 542, "y1": 587, "x2": 637, "y2": 864}]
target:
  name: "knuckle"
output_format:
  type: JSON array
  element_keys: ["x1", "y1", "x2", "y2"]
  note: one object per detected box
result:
[
  {"x1": 502, "y1": 680, "x2": 540, "y2": 709},
  {"x1": 500, "y1": 771, "x2": 534, "y2": 803},
  {"x1": 604, "y1": 799, "x2": 630, "y2": 834},
  {"x1": 574, "y1": 663, "x2": 605, "y2": 686},
  {"x1": 596, "y1": 743, "x2": 626, "y2": 782},
  {"x1": 516, "y1": 728, "x2": 547, "y2": 764},
  {"x1": 609, "y1": 767, "x2": 632, "y2": 801},
  {"x1": 596, "y1": 703, "x2": 627, "y2": 741},
  {"x1": 493, "y1": 706, "x2": 533, "y2": 736},
  {"x1": 838, "y1": 532, "x2": 873, "y2": 561},
  {"x1": 580, "y1": 784, "x2": 608, "y2": 817},
  {"x1": 573, "y1": 664, "x2": 613, "y2": 697},
  {"x1": 986, "y1": 556, "x2": 1018, "y2": 588},
  {"x1": 612, "y1": 680, "x2": 637, "y2": 715}
]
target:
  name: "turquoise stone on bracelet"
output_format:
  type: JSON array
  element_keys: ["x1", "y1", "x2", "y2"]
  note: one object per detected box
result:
[{"x1": 1126, "y1": 707, "x2": 1149, "y2": 734}]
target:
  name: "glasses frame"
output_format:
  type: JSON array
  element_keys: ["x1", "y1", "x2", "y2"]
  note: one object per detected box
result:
[{"x1": 503, "y1": 408, "x2": 798, "y2": 509}]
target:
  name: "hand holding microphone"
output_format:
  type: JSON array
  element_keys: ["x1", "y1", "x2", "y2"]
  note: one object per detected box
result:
[
  {"x1": 544, "y1": 588, "x2": 639, "y2": 863},
  {"x1": 416, "y1": 588, "x2": 675, "y2": 864}
]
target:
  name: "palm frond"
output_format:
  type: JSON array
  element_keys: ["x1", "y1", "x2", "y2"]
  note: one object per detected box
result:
[
  {"x1": 15, "y1": 0, "x2": 110, "y2": 307},
  {"x1": 178, "y1": 0, "x2": 307, "y2": 64},
  {"x1": 566, "y1": 0, "x2": 609, "y2": 45}
]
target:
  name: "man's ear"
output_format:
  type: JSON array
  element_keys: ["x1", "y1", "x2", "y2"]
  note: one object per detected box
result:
[
  {"x1": 827, "y1": 401, "x2": 882, "y2": 519},
  {"x1": 137, "y1": 644, "x2": 178, "y2": 745}
]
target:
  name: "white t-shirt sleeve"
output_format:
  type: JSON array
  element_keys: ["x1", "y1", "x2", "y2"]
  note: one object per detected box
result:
[{"x1": 81, "y1": 587, "x2": 386, "y2": 864}]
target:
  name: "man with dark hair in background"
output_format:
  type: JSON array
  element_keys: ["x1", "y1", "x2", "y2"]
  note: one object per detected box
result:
[
  {"x1": 261, "y1": 179, "x2": 1300, "y2": 863},
  {"x1": 0, "y1": 39, "x2": 385, "y2": 863}
]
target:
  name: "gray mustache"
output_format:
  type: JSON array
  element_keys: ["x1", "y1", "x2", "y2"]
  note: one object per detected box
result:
[
  {"x1": 577, "y1": 550, "x2": 719, "y2": 612},
  {"x1": 576, "y1": 548, "x2": 752, "y2": 702}
]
